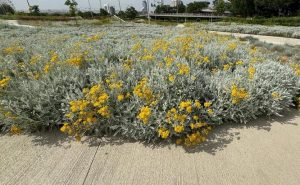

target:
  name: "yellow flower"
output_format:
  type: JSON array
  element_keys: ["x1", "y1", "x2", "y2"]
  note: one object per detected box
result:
[
  {"x1": 228, "y1": 42, "x2": 237, "y2": 50},
  {"x1": 248, "y1": 65, "x2": 256, "y2": 80},
  {"x1": 60, "y1": 123, "x2": 70, "y2": 133},
  {"x1": 158, "y1": 128, "x2": 170, "y2": 139},
  {"x1": 179, "y1": 101, "x2": 192, "y2": 110},
  {"x1": 67, "y1": 56, "x2": 84, "y2": 66},
  {"x1": 44, "y1": 64, "x2": 50, "y2": 73},
  {"x1": 186, "y1": 106, "x2": 192, "y2": 113},
  {"x1": 164, "y1": 57, "x2": 174, "y2": 67},
  {"x1": 236, "y1": 60, "x2": 244, "y2": 65},
  {"x1": 296, "y1": 69, "x2": 300, "y2": 75},
  {"x1": 117, "y1": 94, "x2": 125, "y2": 101},
  {"x1": 194, "y1": 100, "x2": 201, "y2": 109},
  {"x1": 174, "y1": 125, "x2": 185, "y2": 133},
  {"x1": 203, "y1": 56, "x2": 210, "y2": 63},
  {"x1": 141, "y1": 55, "x2": 154, "y2": 61},
  {"x1": 98, "y1": 106, "x2": 110, "y2": 118},
  {"x1": 271, "y1": 92, "x2": 281, "y2": 99},
  {"x1": 65, "y1": 113, "x2": 73, "y2": 118},
  {"x1": 193, "y1": 115, "x2": 199, "y2": 120},
  {"x1": 168, "y1": 75, "x2": 175, "y2": 82},
  {"x1": 137, "y1": 106, "x2": 151, "y2": 124},
  {"x1": 10, "y1": 125, "x2": 21, "y2": 135},
  {"x1": 223, "y1": 64, "x2": 231, "y2": 71},
  {"x1": 0, "y1": 76, "x2": 11, "y2": 88},
  {"x1": 177, "y1": 63, "x2": 190, "y2": 75},
  {"x1": 231, "y1": 84, "x2": 248, "y2": 104},
  {"x1": 204, "y1": 101, "x2": 212, "y2": 108},
  {"x1": 98, "y1": 93, "x2": 109, "y2": 104},
  {"x1": 207, "y1": 109, "x2": 214, "y2": 116},
  {"x1": 50, "y1": 52, "x2": 59, "y2": 63}
]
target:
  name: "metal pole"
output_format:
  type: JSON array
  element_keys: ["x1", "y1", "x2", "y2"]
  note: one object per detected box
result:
[
  {"x1": 99, "y1": 0, "x2": 102, "y2": 10},
  {"x1": 118, "y1": 0, "x2": 121, "y2": 11},
  {"x1": 147, "y1": 0, "x2": 150, "y2": 24},
  {"x1": 87, "y1": 0, "x2": 93, "y2": 18}
]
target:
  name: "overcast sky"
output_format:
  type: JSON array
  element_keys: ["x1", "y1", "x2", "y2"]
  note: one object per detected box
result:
[{"x1": 10, "y1": 0, "x2": 213, "y2": 11}]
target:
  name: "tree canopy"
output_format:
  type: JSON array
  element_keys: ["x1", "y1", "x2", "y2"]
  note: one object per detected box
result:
[{"x1": 186, "y1": 1, "x2": 210, "y2": 13}]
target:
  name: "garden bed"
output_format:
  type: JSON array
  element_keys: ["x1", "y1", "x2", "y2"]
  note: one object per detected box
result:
[{"x1": 0, "y1": 23, "x2": 299, "y2": 146}]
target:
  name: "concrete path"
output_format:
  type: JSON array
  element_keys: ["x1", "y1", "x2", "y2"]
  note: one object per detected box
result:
[
  {"x1": 0, "y1": 20, "x2": 34, "y2": 28},
  {"x1": 0, "y1": 110, "x2": 299, "y2": 185},
  {"x1": 209, "y1": 31, "x2": 300, "y2": 46}
]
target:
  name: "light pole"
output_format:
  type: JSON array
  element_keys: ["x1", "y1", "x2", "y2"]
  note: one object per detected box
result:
[
  {"x1": 99, "y1": 0, "x2": 102, "y2": 10},
  {"x1": 147, "y1": 0, "x2": 150, "y2": 24},
  {"x1": 117, "y1": 0, "x2": 121, "y2": 11},
  {"x1": 87, "y1": 0, "x2": 93, "y2": 18}
]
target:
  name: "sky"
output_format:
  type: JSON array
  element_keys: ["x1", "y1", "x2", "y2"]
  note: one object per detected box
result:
[{"x1": 10, "y1": 0, "x2": 213, "y2": 11}]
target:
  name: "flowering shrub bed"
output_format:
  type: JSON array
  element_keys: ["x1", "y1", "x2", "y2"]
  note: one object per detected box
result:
[
  {"x1": 199, "y1": 22, "x2": 300, "y2": 39},
  {"x1": 0, "y1": 24, "x2": 299, "y2": 146}
]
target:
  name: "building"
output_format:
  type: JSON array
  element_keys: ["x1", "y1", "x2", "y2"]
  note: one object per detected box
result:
[
  {"x1": 109, "y1": 6, "x2": 116, "y2": 15},
  {"x1": 103, "y1": 4, "x2": 109, "y2": 13},
  {"x1": 170, "y1": 0, "x2": 182, "y2": 7}
]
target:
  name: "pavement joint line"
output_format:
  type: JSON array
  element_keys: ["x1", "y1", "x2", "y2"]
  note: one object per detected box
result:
[{"x1": 82, "y1": 142, "x2": 101, "y2": 185}]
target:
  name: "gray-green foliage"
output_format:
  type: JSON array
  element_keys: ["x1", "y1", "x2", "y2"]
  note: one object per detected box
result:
[{"x1": 0, "y1": 23, "x2": 299, "y2": 142}]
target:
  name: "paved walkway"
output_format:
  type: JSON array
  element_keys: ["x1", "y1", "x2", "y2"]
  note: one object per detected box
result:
[
  {"x1": 0, "y1": 110, "x2": 299, "y2": 185},
  {"x1": 209, "y1": 31, "x2": 300, "y2": 46},
  {"x1": 0, "y1": 20, "x2": 34, "y2": 28}
]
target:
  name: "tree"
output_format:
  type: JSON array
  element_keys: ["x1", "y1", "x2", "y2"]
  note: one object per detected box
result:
[
  {"x1": 177, "y1": 2, "x2": 186, "y2": 13},
  {"x1": 124, "y1": 6, "x2": 138, "y2": 19},
  {"x1": 29, "y1": 5, "x2": 40, "y2": 15},
  {"x1": 117, "y1": 10, "x2": 126, "y2": 18},
  {"x1": 65, "y1": 0, "x2": 78, "y2": 16},
  {"x1": 254, "y1": 0, "x2": 300, "y2": 16},
  {"x1": 100, "y1": 8, "x2": 109, "y2": 16},
  {"x1": 214, "y1": 0, "x2": 225, "y2": 14},
  {"x1": 0, "y1": 3, "x2": 15, "y2": 15},
  {"x1": 155, "y1": 5, "x2": 175, "y2": 13},
  {"x1": 229, "y1": 0, "x2": 255, "y2": 17},
  {"x1": 186, "y1": 1, "x2": 210, "y2": 13},
  {"x1": 26, "y1": 0, "x2": 40, "y2": 15}
]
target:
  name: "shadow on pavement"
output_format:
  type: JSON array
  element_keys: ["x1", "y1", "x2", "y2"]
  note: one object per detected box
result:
[{"x1": 4, "y1": 109, "x2": 298, "y2": 155}]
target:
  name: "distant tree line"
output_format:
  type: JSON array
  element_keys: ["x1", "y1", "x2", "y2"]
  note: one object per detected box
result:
[
  {"x1": 154, "y1": 0, "x2": 300, "y2": 17},
  {"x1": 214, "y1": 0, "x2": 300, "y2": 17},
  {"x1": 154, "y1": 1, "x2": 210, "y2": 14}
]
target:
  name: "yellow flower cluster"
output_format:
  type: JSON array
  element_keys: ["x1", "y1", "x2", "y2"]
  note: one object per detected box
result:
[
  {"x1": 248, "y1": 65, "x2": 256, "y2": 80},
  {"x1": 190, "y1": 122, "x2": 207, "y2": 129},
  {"x1": 131, "y1": 42, "x2": 142, "y2": 51},
  {"x1": 70, "y1": 100, "x2": 89, "y2": 112},
  {"x1": 3, "y1": 46, "x2": 24, "y2": 55},
  {"x1": 175, "y1": 125, "x2": 212, "y2": 147},
  {"x1": 174, "y1": 124, "x2": 185, "y2": 133},
  {"x1": 152, "y1": 39, "x2": 169, "y2": 53},
  {"x1": 137, "y1": 106, "x2": 152, "y2": 124},
  {"x1": 141, "y1": 54, "x2": 154, "y2": 61},
  {"x1": 179, "y1": 100, "x2": 193, "y2": 113},
  {"x1": 158, "y1": 127, "x2": 170, "y2": 139},
  {"x1": 236, "y1": 60, "x2": 244, "y2": 65},
  {"x1": 164, "y1": 56, "x2": 174, "y2": 67},
  {"x1": 231, "y1": 84, "x2": 248, "y2": 104},
  {"x1": 10, "y1": 124, "x2": 21, "y2": 135},
  {"x1": 133, "y1": 77, "x2": 154, "y2": 103},
  {"x1": 67, "y1": 55, "x2": 84, "y2": 67},
  {"x1": 177, "y1": 63, "x2": 190, "y2": 75},
  {"x1": 86, "y1": 35, "x2": 101, "y2": 42},
  {"x1": 168, "y1": 74, "x2": 175, "y2": 82},
  {"x1": 0, "y1": 77, "x2": 10, "y2": 88},
  {"x1": 271, "y1": 92, "x2": 281, "y2": 100},
  {"x1": 228, "y1": 42, "x2": 237, "y2": 50},
  {"x1": 223, "y1": 64, "x2": 231, "y2": 71}
]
